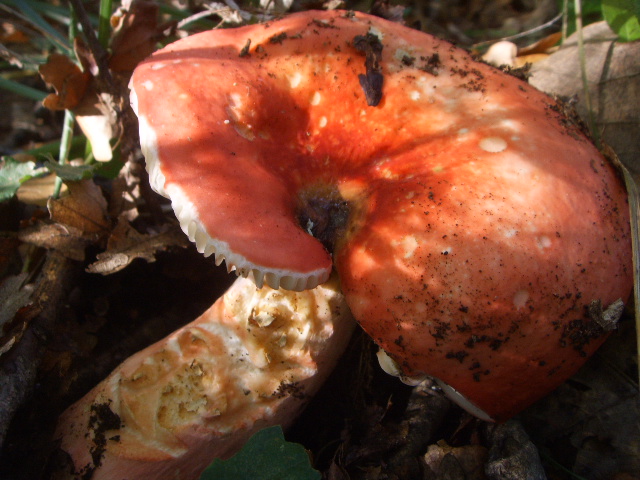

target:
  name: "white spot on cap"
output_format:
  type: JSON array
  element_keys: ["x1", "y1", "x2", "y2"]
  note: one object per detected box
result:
[
  {"x1": 441, "y1": 247, "x2": 453, "y2": 255},
  {"x1": 410, "y1": 91, "x2": 420, "y2": 101},
  {"x1": 151, "y1": 63, "x2": 166, "y2": 70},
  {"x1": 319, "y1": 116, "x2": 328, "y2": 128},
  {"x1": 141, "y1": 80, "x2": 154, "y2": 91},
  {"x1": 501, "y1": 119, "x2": 519, "y2": 130},
  {"x1": 536, "y1": 235, "x2": 552, "y2": 249},
  {"x1": 229, "y1": 92, "x2": 243, "y2": 108},
  {"x1": 513, "y1": 290, "x2": 529, "y2": 309},
  {"x1": 479, "y1": 137, "x2": 507, "y2": 153},
  {"x1": 392, "y1": 235, "x2": 419, "y2": 259},
  {"x1": 289, "y1": 72, "x2": 303, "y2": 88},
  {"x1": 311, "y1": 91, "x2": 321, "y2": 105}
]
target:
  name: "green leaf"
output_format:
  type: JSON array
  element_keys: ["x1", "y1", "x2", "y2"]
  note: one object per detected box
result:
[
  {"x1": 602, "y1": 0, "x2": 640, "y2": 41},
  {"x1": 199, "y1": 426, "x2": 321, "y2": 480},
  {"x1": 0, "y1": 76, "x2": 48, "y2": 101},
  {"x1": 45, "y1": 160, "x2": 95, "y2": 181},
  {"x1": 0, "y1": 157, "x2": 40, "y2": 202}
]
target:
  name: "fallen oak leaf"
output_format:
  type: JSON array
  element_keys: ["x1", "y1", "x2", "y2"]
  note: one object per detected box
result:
[
  {"x1": 423, "y1": 440, "x2": 488, "y2": 480},
  {"x1": 0, "y1": 273, "x2": 35, "y2": 358},
  {"x1": 40, "y1": 38, "x2": 118, "y2": 162},
  {"x1": 48, "y1": 179, "x2": 110, "y2": 238},
  {"x1": 71, "y1": 37, "x2": 119, "y2": 162},
  {"x1": 0, "y1": 235, "x2": 20, "y2": 278},
  {"x1": 109, "y1": 0, "x2": 175, "y2": 73},
  {"x1": 0, "y1": 273, "x2": 32, "y2": 332},
  {"x1": 1, "y1": 22, "x2": 30, "y2": 44},
  {"x1": 518, "y1": 32, "x2": 562, "y2": 56},
  {"x1": 38, "y1": 53, "x2": 91, "y2": 110},
  {"x1": 87, "y1": 217, "x2": 189, "y2": 275},
  {"x1": 18, "y1": 222, "x2": 89, "y2": 261}
]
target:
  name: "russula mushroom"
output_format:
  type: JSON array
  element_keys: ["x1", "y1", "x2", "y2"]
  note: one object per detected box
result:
[
  {"x1": 54, "y1": 274, "x2": 354, "y2": 479},
  {"x1": 129, "y1": 10, "x2": 632, "y2": 423}
]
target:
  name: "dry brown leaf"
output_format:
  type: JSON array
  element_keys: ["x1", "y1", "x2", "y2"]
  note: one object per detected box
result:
[
  {"x1": 18, "y1": 222, "x2": 88, "y2": 261},
  {"x1": 1, "y1": 22, "x2": 30, "y2": 44},
  {"x1": 0, "y1": 273, "x2": 32, "y2": 331},
  {"x1": 529, "y1": 21, "x2": 640, "y2": 174},
  {"x1": 16, "y1": 173, "x2": 66, "y2": 207},
  {"x1": 0, "y1": 273, "x2": 35, "y2": 358},
  {"x1": 109, "y1": 161, "x2": 142, "y2": 220},
  {"x1": 514, "y1": 53, "x2": 550, "y2": 68},
  {"x1": 0, "y1": 235, "x2": 20, "y2": 276},
  {"x1": 521, "y1": 319, "x2": 639, "y2": 478},
  {"x1": 518, "y1": 31, "x2": 561, "y2": 56},
  {"x1": 109, "y1": 0, "x2": 170, "y2": 72},
  {"x1": 48, "y1": 180, "x2": 110, "y2": 237},
  {"x1": 423, "y1": 440, "x2": 488, "y2": 480},
  {"x1": 38, "y1": 53, "x2": 91, "y2": 110},
  {"x1": 87, "y1": 217, "x2": 188, "y2": 275}
]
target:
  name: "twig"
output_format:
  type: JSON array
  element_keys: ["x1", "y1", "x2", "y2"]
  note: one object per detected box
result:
[
  {"x1": 66, "y1": 0, "x2": 115, "y2": 96},
  {"x1": 562, "y1": 0, "x2": 569, "y2": 42},
  {"x1": 473, "y1": 12, "x2": 563, "y2": 49},
  {"x1": 53, "y1": 110, "x2": 75, "y2": 199},
  {"x1": 574, "y1": 0, "x2": 600, "y2": 148}
]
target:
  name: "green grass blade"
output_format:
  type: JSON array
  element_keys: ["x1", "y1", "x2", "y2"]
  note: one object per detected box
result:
[
  {"x1": 0, "y1": 76, "x2": 47, "y2": 101},
  {"x1": 97, "y1": 0, "x2": 113, "y2": 48},
  {"x1": 6, "y1": 0, "x2": 72, "y2": 55}
]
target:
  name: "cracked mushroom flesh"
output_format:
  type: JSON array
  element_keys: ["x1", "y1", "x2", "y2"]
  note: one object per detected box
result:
[
  {"x1": 130, "y1": 10, "x2": 633, "y2": 421},
  {"x1": 54, "y1": 274, "x2": 354, "y2": 479}
]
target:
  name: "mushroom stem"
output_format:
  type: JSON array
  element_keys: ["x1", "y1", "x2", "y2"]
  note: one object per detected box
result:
[{"x1": 53, "y1": 274, "x2": 354, "y2": 480}]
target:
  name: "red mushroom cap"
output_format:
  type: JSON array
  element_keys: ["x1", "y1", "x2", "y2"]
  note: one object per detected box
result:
[{"x1": 130, "y1": 10, "x2": 633, "y2": 420}]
